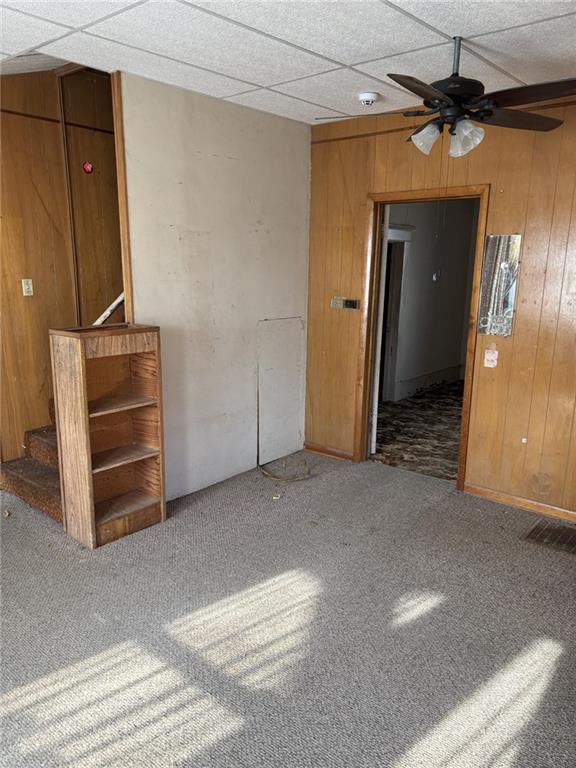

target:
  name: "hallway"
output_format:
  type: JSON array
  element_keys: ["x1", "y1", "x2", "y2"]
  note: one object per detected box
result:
[{"x1": 372, "y1": 380, "x2": 464, "y2": 482}]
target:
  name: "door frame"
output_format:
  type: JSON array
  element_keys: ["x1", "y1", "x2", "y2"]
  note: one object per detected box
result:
[
  {"x1": 110, "y1": 72, "x2": 135, "y2": 323},
  {"x1": 355, "y1": 185, "x2": 490, "y2": 490},
  {"x1": 381, "y1": 230, "x2": 411, "y2": 404},
  {"x1": 369, "y1": 225, "x2": 411, "y2": 454}
]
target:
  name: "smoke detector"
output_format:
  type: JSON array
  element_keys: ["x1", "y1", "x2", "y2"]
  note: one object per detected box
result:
[{"x1": 358, "y1": 92, "x2": 379, "y2": 107}]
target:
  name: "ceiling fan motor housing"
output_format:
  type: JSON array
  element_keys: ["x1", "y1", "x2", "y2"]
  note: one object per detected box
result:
[{"x1": 428, "y1": 75, "x2": 485, "y2": 105}]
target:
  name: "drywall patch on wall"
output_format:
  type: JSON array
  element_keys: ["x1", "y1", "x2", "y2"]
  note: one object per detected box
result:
[
  {"x1": 121, "y1": 73, "x2": 310, "y2": 499},
  {"x1": 257, "y1": 317, "x2": 305, "y2": 465}
]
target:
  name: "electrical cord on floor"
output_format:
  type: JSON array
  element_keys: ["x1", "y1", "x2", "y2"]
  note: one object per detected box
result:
[{"x1": 258, "y1": 458, "x2": 311, "y2": 482}]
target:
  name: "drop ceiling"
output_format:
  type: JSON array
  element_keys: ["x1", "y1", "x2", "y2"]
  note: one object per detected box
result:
[{"x1": 1, "y1": 0, "x2": 575, "y2": 124}]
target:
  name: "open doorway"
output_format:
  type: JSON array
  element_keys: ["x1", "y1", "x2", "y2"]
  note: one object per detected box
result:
[{"x1": 369, "y1": 198, "x2": 480, "y2": 482}]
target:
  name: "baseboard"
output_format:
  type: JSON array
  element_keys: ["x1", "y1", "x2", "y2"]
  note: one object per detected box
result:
[
  {"x1": 304, "y1": 442, "x2": 354, "y2": 461},
  {"x1": 464, "y1": 483, "x2": 576, "y2": 524},
  {"x1": 392, "y1": 365, "x2": 462, "y2": 401}
]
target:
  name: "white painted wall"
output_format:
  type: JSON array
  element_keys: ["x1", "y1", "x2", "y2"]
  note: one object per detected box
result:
[
  {"x1": 387, "y1": 199, "x2": 478, "y2": 400},
  {"x1": 120, "y1": 74, "x2": 310, "y2": 499}
]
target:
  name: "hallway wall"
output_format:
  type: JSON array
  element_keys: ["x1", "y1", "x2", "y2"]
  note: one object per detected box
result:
[{"x1": 388, "y1": 199, "x2": 478, "y2": 400}]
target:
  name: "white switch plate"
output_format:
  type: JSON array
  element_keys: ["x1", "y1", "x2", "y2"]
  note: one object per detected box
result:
[{"x1": 21, "y1": 278, "x2": 33, "y2": 296}]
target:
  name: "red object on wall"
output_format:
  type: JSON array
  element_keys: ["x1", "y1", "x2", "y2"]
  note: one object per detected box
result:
[{"x1": 82, "y1": 161, "x2": 94, "y2": 174}]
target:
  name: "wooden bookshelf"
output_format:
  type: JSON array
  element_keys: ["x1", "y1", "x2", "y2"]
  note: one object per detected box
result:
[{"x1": 50, "y1": 323, "x2": 165, "y2": 548}]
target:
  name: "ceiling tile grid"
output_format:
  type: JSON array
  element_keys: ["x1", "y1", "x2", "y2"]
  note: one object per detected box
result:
[
  {"x1": 355, "y1": 42, "x2": 522, "y2": 94},
  {"x1": 0, "y1": 0, "x2": 575, "y2": 123},
  {"x1": 42, "y1": 32, "x2": 257, "y2": 97},
  {"x1": 388, "y1": 0, "x2": 576, "y2": 39},
  {"x1": 465, "y1": 15, "x2": 576, "y2": 83},
  {"x1": 86, "y1": 0, "x2": 336, "y2": 86},
  {"x1": 2, "y1": 1, "x2": 140, "y2": 28},
  {"x1": 227, "y1": 88, "x2": 345, "y2": 123},
  {"x1": 0, "y1": 6, "x2": 69, "y2": 54},
  {"x1": 272, "y1": 67, "x2": 421, "y2": 115},
  {"x1": 190, "y1": 0, "x2": 446, "y2": 64}
]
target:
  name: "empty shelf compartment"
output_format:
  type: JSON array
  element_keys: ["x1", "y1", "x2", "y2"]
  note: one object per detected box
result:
[
  {"x1": 91, "y1": 444, "x2": 160, "y2": 473},
  {"x1": 95, "y1": 490, "x2": 162, "y2": 546},
  {"x1": 95, "y1": 489, "x2": 161, "y2": 525}
]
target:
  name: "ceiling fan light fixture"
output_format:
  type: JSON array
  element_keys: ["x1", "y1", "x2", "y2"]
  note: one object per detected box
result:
[
  {"x1": 410, "y1": 122, "x2": 441, "y2": 155},
  {"x1": 449, "y1": 119, "x2": 485, "y2": 157}
]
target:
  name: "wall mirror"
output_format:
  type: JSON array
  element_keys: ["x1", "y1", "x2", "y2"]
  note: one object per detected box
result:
[{"x1": 477, "y1": 234, "x2": 521, "y2": 336}]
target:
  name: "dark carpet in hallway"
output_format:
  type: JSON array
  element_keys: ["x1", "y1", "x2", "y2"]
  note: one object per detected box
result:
[{"x1": 373, "y1": 380, "x2": 464, "y2": 481}]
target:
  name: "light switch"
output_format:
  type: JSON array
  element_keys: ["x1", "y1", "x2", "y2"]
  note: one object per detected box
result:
[
  {"x1": 331, "y1": 297, "x2": 360, "y2": 310},
  {"x1": 21, "y1": 278, "x2": 33, "y2": 296}
]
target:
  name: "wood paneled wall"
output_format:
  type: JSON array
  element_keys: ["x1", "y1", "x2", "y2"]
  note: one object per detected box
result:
[
  {"x1": 62, "y1": 70, "x2": 123, "y2": 325},
  {"x1": 1, "y1": 69, "x2": 123, "y2": 460},
  {"x1": 0, "y1": 116, "x2": 74, "y2": 457},
  {"x1": 307, "y1": 101, "x2": 576, "y2": 520},
  {"x1": 1, "y1": 75, "x2": 77, "y2": 460}
]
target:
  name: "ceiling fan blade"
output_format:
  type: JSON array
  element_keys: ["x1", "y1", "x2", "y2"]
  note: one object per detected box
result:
[
  {"x1": 472, "y1": 108, "x2": 563, "y2": 131},
  {"x1": 387, "y1": 73, "x2": 453, "y2": 105},
  {"x1": 473, "y1": 77, "x2": 576, "y2": 108}
]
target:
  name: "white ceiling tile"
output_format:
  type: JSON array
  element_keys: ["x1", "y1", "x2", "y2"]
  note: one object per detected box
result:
[
  {"x1": 89, "y1": 0, "x2": 334, "y2": 86},
  {"x1": 466, "y1": 16, "x2": 576, "y2": 83},
  {"x1": 0, "y1": 52, "x2": 67, "y2": 73},
  {"x1": 0, "y1": 6, "x2": 69, "y2": 53},
  {"x1": 226, "y1": 89, "x2": 343, "y2": 123},
  {"x1": 40, "y1": 32, "x2": 255, "y2": 96},
  {"x1": 274, "y1": 68, "x2": 420, "y2": 115},
  {"x1": 390, "y1": 1, "x2": 576, "y2": 38},
  {"x1": 1, "y1": 1, "x2": 138, "y2": 28},
  {"x1": 356, "y1": 43, "x2": 521, "y2": 95},
  {"x1": 191, "y1": 0, "x2": 445, "y2": 64}
]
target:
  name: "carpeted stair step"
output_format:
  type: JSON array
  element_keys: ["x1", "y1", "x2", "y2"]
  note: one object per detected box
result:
[
  {"x1": 0, "y1": 458, "x2": 62, "y2": 522},
  {"x1": 24, "y1": 425, "x2": 59, "y2": 469}
]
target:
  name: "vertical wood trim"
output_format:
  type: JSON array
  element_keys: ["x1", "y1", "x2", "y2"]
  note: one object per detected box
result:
[
  {"x1": 111, "y1": 71, "x2": 135, "y2": 323},
  {"x1": 50, "y1": 335, "x2": 95, "y2": 547},
  {"x1": 155, "y1": 331, "x2": 167, "y2": 520},
  {"x1": 353, "y1": 198, "x2": 379, "y2": 461},
  {"x1": 456, "y1": 186, "x2": 490, "y2": 490},
  {"x1": 57, "y1": 74, "x2": 81, "y2": 326}
]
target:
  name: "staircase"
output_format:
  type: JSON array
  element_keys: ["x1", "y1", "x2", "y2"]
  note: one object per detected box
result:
[{"x1": 0, "y1": 424, "x2": 62, "y2": 521}]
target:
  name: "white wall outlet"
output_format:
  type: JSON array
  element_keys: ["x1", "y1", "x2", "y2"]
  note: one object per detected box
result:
[
  {"x1": 484, "y1": 348, "x2": 498, "y2": 368},
  {"x1": 21, "y1": 278, "x2": 34, "y2": 296}
]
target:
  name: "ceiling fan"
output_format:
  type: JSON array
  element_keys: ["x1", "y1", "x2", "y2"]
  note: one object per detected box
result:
[{"x1": 317, "y1": 37, "x2": 576, "y2": 157}]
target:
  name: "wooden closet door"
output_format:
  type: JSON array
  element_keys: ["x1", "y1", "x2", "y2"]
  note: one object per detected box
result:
[{"x1": 1, "y1": 110, "x2": 77, "y2": 460}]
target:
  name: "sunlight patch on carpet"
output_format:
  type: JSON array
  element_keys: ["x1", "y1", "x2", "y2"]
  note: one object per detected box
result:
[
  {"x1": 166, "y1": 569, "x2": 321, "y2": 691},
  {"x1": 1, "y1": 642, "x2": 243, "y2": 767},
  {"x1": 393, "y1": 638, "x2": 563, "y2": 767},
  {"x1": 392, "y1": 591, "x2": 445, "y2": 626}
]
